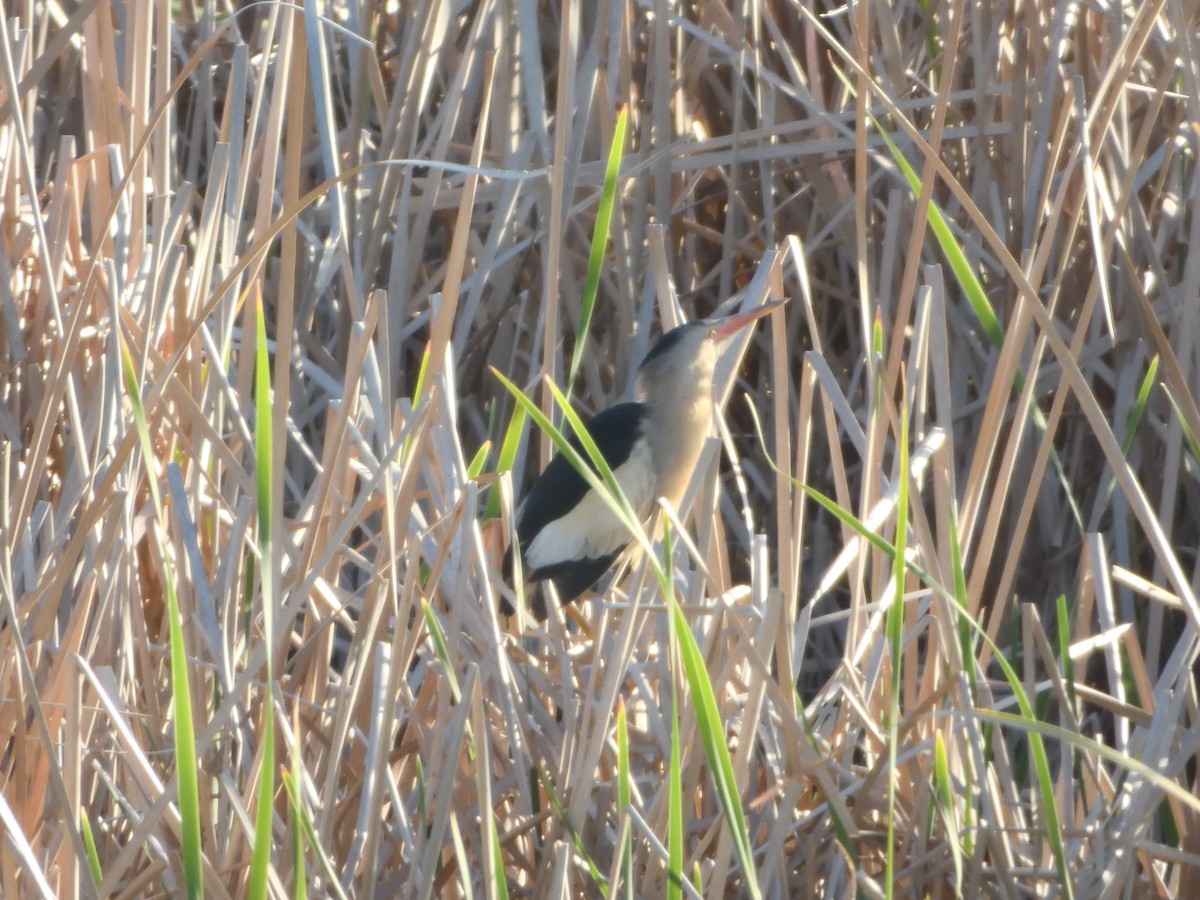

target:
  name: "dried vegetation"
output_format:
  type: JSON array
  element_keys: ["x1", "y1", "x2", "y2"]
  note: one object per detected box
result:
[{"x1": 2, "y1": 0, "x2": 1200, "y2": 897}]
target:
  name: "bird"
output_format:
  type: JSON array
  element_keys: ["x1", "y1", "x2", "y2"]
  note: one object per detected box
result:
[{"x1": 502, "y1": 299, "x2": 785, "y2": 619}]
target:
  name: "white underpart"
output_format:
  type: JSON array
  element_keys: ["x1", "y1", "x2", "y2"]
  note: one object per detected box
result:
[{"x1": 524, "y1": 439, "x2": 657, "y2": 569}]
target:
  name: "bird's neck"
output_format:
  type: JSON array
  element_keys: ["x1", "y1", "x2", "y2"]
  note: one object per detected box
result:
[{"x1": 641, "y1": 389, "x2": 714, "y2": 509}]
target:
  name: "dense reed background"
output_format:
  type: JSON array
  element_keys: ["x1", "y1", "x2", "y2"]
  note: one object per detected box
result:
[{"x1": 2, "y1": 0, "x2": 1200, "y2": 896}]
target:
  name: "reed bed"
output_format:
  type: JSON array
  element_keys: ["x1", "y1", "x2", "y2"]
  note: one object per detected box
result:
[{"x1": 2, "y1": 0, "x2": 1199, "y2": 897}]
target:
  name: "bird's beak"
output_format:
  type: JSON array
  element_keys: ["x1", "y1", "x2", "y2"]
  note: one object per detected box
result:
[{"x1": 713, "y1": 298, "x2": 787, "y2": 342}]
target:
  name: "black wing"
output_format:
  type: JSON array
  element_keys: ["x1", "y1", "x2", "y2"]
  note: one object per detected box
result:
[{"x1": 502, "y1": 402, "x2": 647, "y2": 587}]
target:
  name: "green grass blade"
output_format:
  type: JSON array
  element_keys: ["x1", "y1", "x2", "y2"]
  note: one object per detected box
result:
[
  {"x1": 667, "y1": 676, "x2": 683, "y2": 900},
  {"x1": 947, "y1": 504, "x2": 976, "y2": 699},
  {"x1": 670, "y1": 600, "x2": 762, "y2": 899},
  {"x1": 945, "y1": 496, "x2": 979, "y2": 858},
  {"x1": 969, "y1": 632, "x2": 1074, "y2": 899},
  {"x1": 485, "y1": 402, "x2": 527, "y2": 520},
  {"x1": 79, "y1": 809, "x2": 103, "y2": 887},
  {"x1": 254, "y1": 296, "x2": 274, "y2": 553},
  {"x1": 884, "y1": 388, "x2": 910, "y2": 899},
  {"x1": 790, "y1": 687, "x2": 858, "y2": 863},
  {"x1": 1055, "y1": 595, "x2": 1077, "y2": 710},
  {"x1": 867, "y1": 107, "x2": 1086, "y2": 536},
  {"x1": 872, "y1": 123, "x2": 1002, "y2": 351},
  {"x1": 932, "y1": 733, "x2": 963, "y2": 892},
  {"x1": 568, "y1": 105, "x2": 628, "y2": 394},
  {"x1": 616, "y1": 698, "x2": 633, "y2": 900},
  {"x1": 490, "y1": 810, "x2": 509, "y2": 900},
  {"x1": 537, "y1": 769, "x2": 607, "y2": 892},
  {"x1": 285, "y1": 788, "x2": 351, "y2": 900},
  {"x1": 285, "y1": 760, "x2": 353, "y2": 900},
  {"x1": 283, "y1": 767, "x2": 307, "y2": 900},
  {"x1": 665, "y1": 527, "x2": 684, "y2": 900},
  {"x1": 1124, "y1": 356, "x2": 1159, "y2": 455},
  {"x1": 412, "y1": 340, "x2": 433, "y2": 407},
  {"x1": 119, "y1": 335, "x2": 204, "y2": 900},
  {"x1": 975, "y1": 708, "x2": 1200, "y2": 816},
  {"x1": 162, "y1": 568, "x2": 204, "y2": 897},
  {"x1": 248, "y1": 295, "x2": 277, "y2": 900},
  {"x1": 421, "y1": 600, "x2": 462, "y2": 704},
  {"x1": 467, "y1": 440, "x2": 491, "y2": 480},
  {"x1": 1095, "y1": 355, "x2": 1158, "y2": 519},
  {"x1": 1163, "y1": 381, "x2": 1200, "y2": 465}
]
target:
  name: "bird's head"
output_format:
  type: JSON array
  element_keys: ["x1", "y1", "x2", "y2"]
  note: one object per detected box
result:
[{"x1": 634, "y1": 300, "x2": 785, "y2": 406}]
